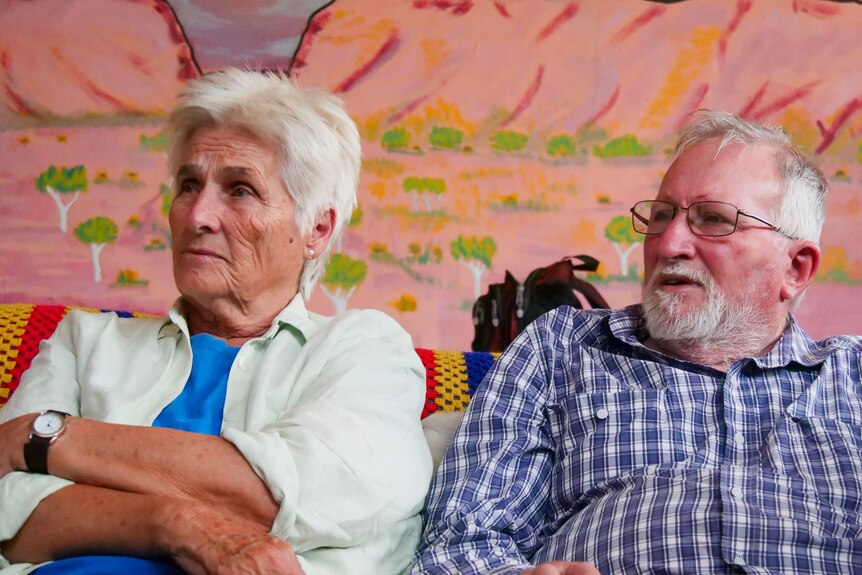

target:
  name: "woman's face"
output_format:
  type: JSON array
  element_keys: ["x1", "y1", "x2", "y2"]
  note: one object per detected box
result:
[{"x1": 169, "y1": 124, "x2": 308, "y2": 309}]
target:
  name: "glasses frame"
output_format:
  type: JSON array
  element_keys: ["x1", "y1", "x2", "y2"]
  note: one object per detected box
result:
[{"x1": 630, "y1": 200, "x2": 798, "y2": 240}]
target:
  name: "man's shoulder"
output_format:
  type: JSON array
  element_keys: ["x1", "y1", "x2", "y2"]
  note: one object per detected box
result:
[{"x1": 527, "y1": 305, "x2": 627, "y2": 349}]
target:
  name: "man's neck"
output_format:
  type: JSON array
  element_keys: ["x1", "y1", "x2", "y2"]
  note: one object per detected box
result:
[{"x1": 643, "y1": 320, "x2": 789, "y2": 372}]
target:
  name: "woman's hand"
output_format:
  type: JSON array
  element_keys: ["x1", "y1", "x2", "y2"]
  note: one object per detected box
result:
[
  {"x1": 156, "y1": 498, "x2": 304, "y2": 575},
  {"x1": 0, "y1": 413, "x2": 34, "y2": 477}
]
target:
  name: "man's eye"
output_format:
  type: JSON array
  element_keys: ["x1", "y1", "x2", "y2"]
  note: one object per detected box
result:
[
  {"x1": 651, "y1": 209, "x2": 673, "y2": 222},
  {"x1": 700, "y1": 211, "x2": 732, "y2": 224},
  {"x1": 232, "y1": 186, "x2": 253, "y2": 198}
]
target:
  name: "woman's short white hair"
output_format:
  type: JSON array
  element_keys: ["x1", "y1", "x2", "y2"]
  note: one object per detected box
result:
[
  {"x1": 165, "y1": 68, "x2": 361, "y2": 298},
  {"x1": 674, "y1": 110, "x2": 827, "y2": 243}
]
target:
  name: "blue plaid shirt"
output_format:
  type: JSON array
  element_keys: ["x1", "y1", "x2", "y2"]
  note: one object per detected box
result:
[{"x1": 412, "y1": 305, "x2": 862, "y2": 574}]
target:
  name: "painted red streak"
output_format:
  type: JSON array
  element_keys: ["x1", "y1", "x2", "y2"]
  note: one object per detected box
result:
[
  {"x1": 502, "y1": 66, "x2": 544, "y2": 126},
  {"x1": 292, "y1": 10, "x2": 331, "y2": 70},
  {"x1": 388, "y1": 92, "x2": 432, "y2": 124},
  {"x1": 684, "y1": 83, "x2": 710, "y2": 120},
  {"x1": 751, "y1": 81, "x2": 818, "y2": 121},
  {"x1": 335, "y1": 32, "x2": 401, "y2": 93},
  {"x1": 719, "y1": 0, "x2": 752, "y2": 56},
  {"x1": 793, "y1": 0, "x2": 840, "y2": 17},
  {"x1": 493, "y1": 1, "x2": 510, "y2": 18},
  {"x1": 412, "y1": 0, "x2": 473, "y2": 15},
  {"x1": 612, "y1": 5, "x2": 665, "y2": 43},
  {"x1": 585, "y1": 86, "x2": 620, "y2": 126},
  {"x1": 816, "y1": 98, "x2": 862, "y2": 155},
  {"x1": 2, "y1": 51, "x2": 35, "y2": 115},
  {"x1": 536, "y1": 2, "x2": 579, "y2": 42},
  {"x1": 739, "y1": 81, "x2": 769, "y2": 119}
]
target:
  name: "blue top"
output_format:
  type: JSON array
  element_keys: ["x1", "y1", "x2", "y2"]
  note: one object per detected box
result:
[
  {"x1": 412, "y1": 305, "x2": 862, "y2": 574},
  {"x1": 34, "y1": 334, "x2": 239, "y2": 574}
]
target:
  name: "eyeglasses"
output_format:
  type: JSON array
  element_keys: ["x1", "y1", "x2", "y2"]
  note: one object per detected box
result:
[{"x1": 630, "y1": 200, "x2": 798, "y2": 239}]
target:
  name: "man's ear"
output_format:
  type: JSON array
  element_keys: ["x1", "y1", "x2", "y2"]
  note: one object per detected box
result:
[
  {"x1": 306, "y1": 208, "x2": 335, "y2": 257},
  {"x1": 780, "y1": 240, "x2": 820, "y2": 302}
]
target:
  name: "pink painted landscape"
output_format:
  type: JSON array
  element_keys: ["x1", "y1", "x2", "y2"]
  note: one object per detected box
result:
[{"x1": 1, "y1": 0, "x2": 860, "y2": 349}]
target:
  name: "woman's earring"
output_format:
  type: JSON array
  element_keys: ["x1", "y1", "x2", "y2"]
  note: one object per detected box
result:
[{"x1": 307, "y1": 249, "x2": 315, "y2": 259}]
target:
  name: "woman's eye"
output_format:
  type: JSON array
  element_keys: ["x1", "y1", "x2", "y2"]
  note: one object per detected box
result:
[
  {"x1": 178, "y1": 181, "x2": 197, "y2": 195},
  {"x1": 232, "y1": 185, "x2": 253, "y2": 198}
]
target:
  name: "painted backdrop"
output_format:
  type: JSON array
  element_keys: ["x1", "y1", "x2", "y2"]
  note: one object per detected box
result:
[{"x1": 1, "y1": 0, "x2": 860, "y2": 350}]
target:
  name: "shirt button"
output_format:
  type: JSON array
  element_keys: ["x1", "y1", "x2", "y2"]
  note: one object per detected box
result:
[
  {"x1": 731, "y1": 486, "x2": 744, "y2": 499},
  {"x1": 237, "y1": 356, "x2": 250, "y2": 372},
  {"x1": 733, "y1": 554, "x2": 746, "y2": 567},
  {"x1": 734, "y1": 432, "x2": 745, "y2": 445},
  {"x1": 595, "y1": 408, "x2": 609, "y2": 420}
]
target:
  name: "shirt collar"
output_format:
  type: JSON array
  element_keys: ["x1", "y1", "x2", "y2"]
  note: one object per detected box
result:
[
  {"x1": 160, "y1": 294, "x2": 318, "y2": 345},
  {"x1": 606, "y1": 305, "x2": 831, "y2": 368},
  {"x1": 753, "y1": 315, "x2": 832, "y2": 369}
]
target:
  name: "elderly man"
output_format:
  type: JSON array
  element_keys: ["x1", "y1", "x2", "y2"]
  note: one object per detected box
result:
[{"x1": 412, "y1": 110, "x2": 862, "y2": 574}]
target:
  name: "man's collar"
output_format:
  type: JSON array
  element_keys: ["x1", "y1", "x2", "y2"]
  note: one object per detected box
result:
[
  {"x1": 607, "y1": 305, "x2": 832, "y2": 368},
  {"x1": 160, "y1": 295, "x2": 317, "y2": 344},
  {"x1": 752, "y1": 315, "x2": 832, "y2": 368}
]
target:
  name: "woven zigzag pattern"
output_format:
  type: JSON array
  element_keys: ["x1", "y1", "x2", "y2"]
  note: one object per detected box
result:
[{"x1": 0, "y1": 304, "x2": 497, "y2": 418}]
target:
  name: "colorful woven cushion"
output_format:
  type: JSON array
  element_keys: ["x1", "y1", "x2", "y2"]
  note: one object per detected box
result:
[{"x1": 0, "y1": 304, "x2": 496, "y2": 417}]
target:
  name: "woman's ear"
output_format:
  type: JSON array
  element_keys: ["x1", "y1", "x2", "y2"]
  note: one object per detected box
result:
[
  {"x1": 780, "y1": 240, "x2": 821, "y2": 302},
  {"x1": 306, "y1": 208, "x2": 335, "y2": 257}
]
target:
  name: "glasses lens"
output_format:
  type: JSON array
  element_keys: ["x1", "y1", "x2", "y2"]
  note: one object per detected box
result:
[
  {"x1": 688, "y1": 202, "x2": 737, "y2": 237},
  {"x1": 632, "y1": 201, "x2": 675, "y2": 234}
]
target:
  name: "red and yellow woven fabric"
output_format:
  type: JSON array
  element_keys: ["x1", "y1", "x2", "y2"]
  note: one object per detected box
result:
[{"x1": 0, "y1": 304, "x2": 498, "y2": 417}]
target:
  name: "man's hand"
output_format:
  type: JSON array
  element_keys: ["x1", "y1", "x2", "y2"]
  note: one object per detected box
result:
[
  {"x1": 156, "y1": 498, "x2": 304, "y2": 575},
  {"x1": 523, "y1": 562, "x2": 602, "y2": 575}
]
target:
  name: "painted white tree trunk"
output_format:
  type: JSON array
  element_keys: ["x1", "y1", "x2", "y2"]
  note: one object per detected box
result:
[
  {"x1": 90, "y1": 243, "x2": 105, "y2": 282},
  {"x1": 457, "y1": 259, "x2": 487, "y2": 299},
  {"x1": 422, "y1": 193, "x2": 433, "y2": 213},
  {"x1": 45, "y1": 187, "x2": 80, "y2": 233},
  {"x1": 613, "y1": 241, "x2": 641, "y2": 276},
  {"x1": 410, "y1": 191, "x2": 419, "y2": 213},
  {"x1": 319, "y1": 285, "x2": 356, "y2": 314}
]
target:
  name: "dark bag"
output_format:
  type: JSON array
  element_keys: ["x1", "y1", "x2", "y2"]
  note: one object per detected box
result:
[{"x1": 471, "y1": 255, "x2": 609, "y2": 352}]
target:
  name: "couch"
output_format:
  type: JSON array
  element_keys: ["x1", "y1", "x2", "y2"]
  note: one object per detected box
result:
[{"x1": 0, "y1": 303, "x2": 496, "y2": 466}]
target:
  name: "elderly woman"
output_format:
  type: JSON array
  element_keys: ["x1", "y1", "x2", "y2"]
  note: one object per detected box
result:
[{"x1": 0, "y1": 69, "x2": 432, "y2": 574}]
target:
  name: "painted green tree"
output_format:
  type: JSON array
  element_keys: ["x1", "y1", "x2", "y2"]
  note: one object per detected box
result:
[
  {"x1": 491, "y1": 130, "x2": 529, "y2": 153},
  {"x1": 593, "y1": 134, "x2": 652, "y2": 158},
  {"x1": 319, "y1": 253, "x2": 368, "y2": 314},
  {"x1": 381, "y1": 127, "x2": 410, "y2": 152},
  {"x1": 605, "y1": 215, "x2": 641, "y2": 278},
  {"x1": 451, "y1": 234, "x2": 496, "y2": 298},
  {"x1": 35, "y1": 165, "x2": 87, "y2": 233},
  {"x1": 429, "y1": 126, "x2": 463, "y2": 150},
  {"x1": 403, "y1": 177, "x2": 446, "y2": 213},
  {"x1": 74, "y1": 216, "x2": 119, "y2": 282},
  {"x1": 546, "y1": 134, "x2": 577, "y2": 158}
]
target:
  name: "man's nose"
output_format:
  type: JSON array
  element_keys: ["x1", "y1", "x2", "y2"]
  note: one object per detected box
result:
[{"x1": 650, "y1": 210, "x2": 696, "y2": 259}]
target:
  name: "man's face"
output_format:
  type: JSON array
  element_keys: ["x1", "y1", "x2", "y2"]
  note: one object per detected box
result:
[
  {"x1": 169, "y1": 124, "x2": 307, "y2": 308},
  {"x1": 641, "y1": 138, "x2": 790, "y2": 342}
]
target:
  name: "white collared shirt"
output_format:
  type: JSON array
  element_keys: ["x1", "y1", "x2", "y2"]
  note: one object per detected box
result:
[{"x1": 0, "y1": 296, "x2": 433, "y2": 574}]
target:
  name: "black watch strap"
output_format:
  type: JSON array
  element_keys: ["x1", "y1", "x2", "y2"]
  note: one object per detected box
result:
[{"x1": 24, "y1": 436, "x2": 52, "y2": 474}]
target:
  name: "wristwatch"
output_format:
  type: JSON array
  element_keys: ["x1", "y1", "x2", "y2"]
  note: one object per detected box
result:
[{"x1": 24, "y1": 410, "x2": 69, "y2": 474}]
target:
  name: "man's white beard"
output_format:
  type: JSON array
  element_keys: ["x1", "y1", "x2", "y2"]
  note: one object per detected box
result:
[{"x1": 642, "y1": 262, "x2": 773, "y2": 351}]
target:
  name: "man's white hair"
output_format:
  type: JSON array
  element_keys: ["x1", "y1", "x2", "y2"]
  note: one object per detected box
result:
[
  {"x1": 165, "y1": 68, "x2": 361, "y2": 298},
  {"x1": 674, "y1": 110, "x2": 827, "y2": 243}
]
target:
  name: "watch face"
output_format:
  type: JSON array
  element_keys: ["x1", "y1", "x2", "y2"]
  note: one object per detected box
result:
[{"x1": 33, "y1": 411, "x2": 65, "y2": 436}]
